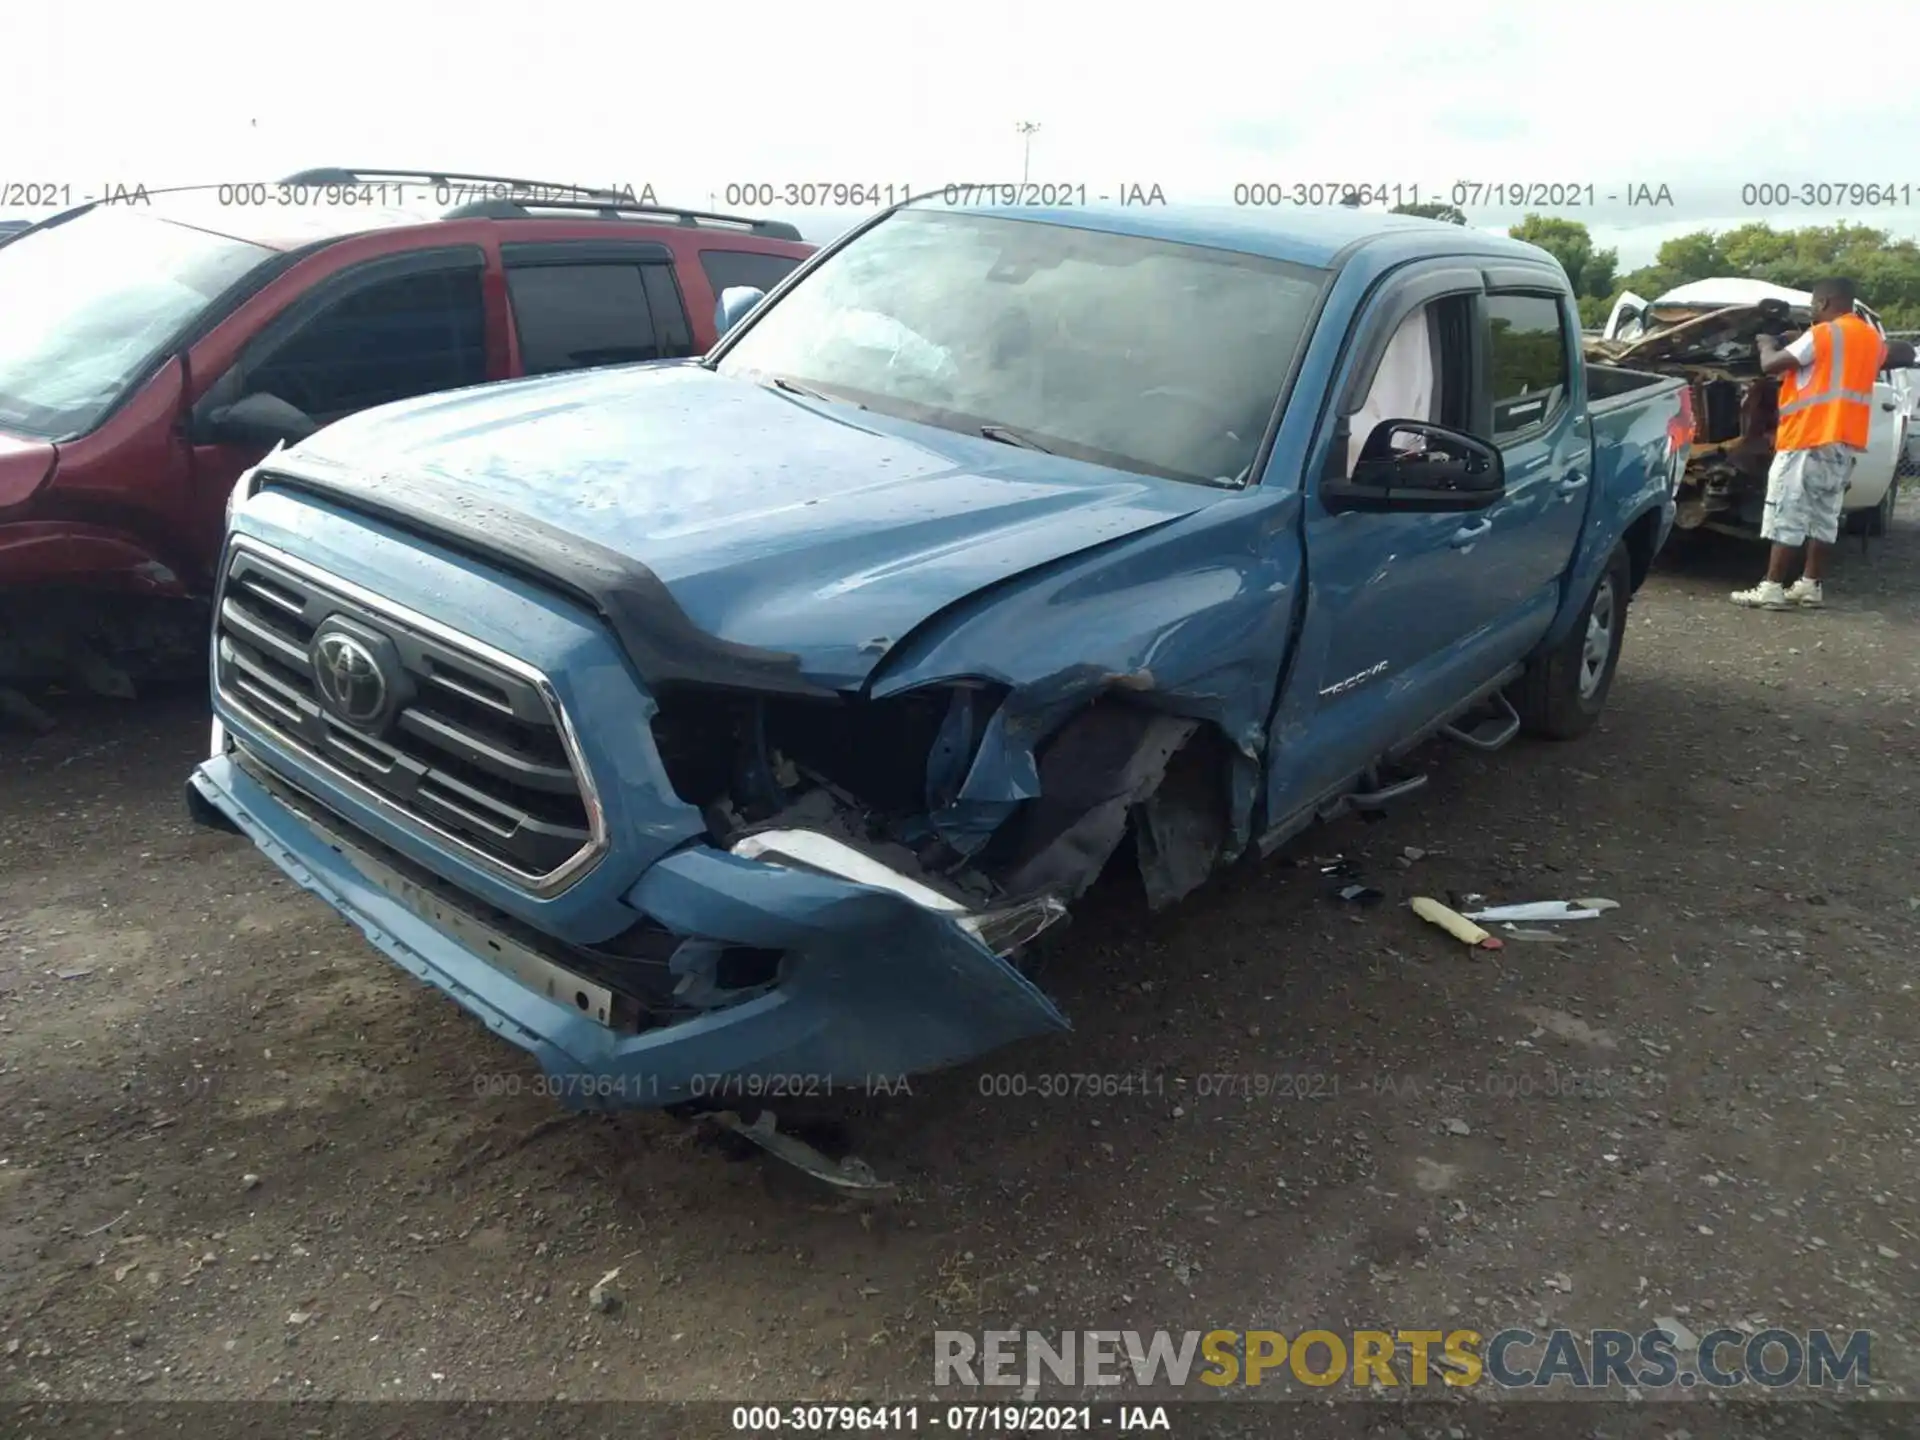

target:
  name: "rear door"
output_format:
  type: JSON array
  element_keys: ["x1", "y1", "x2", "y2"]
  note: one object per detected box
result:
[
  {"x1": 500, "y1": 241, "x2": 696, "y2": 375},
  {"x1": 1473, "y1": 285, "x2": 1588, "y2": 631}
]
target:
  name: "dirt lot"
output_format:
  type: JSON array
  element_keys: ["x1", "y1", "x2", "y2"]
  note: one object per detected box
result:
[{"x1": 3, "y1": 507, "x2": 1919, "y2": 1420}]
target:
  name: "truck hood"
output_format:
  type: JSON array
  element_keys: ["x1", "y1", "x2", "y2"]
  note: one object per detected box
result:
[{"x1": 271, "y1": 364, "x2": 1213, "y2": 688}]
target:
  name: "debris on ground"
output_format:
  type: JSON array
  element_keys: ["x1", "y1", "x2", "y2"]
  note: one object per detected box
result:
[
  {"x1": 1462, "y1": 899, "x2": 1619, "y2": 923},
  {"x1": 1333, "y1": 883, "x2": 1384, "y2": 906},
  {"x1": 1410, "y1": 897, "x2": 1503, "y2": 950},
  {"x1": 1654, "y1": 1315, "x2": 1700, "y2": 1352},
  {"x1": 712, "y1": 1111, "x2": 896, "y2": 1194},
  {"x1": 1500, "y1": 926, "x2": 1571, "y2": 944},
  {"x1": 587, "y1": 1268, "x2": 623, "y2": 1315},
  {"x1": 1442, "y1": 1118, "x2": 1471, "y2": 1136}
]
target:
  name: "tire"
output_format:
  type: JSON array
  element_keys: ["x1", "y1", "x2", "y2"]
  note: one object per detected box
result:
[
  {"x1": 1869, "y1": 480, "x2": 1896, "y2": 537},
  {"x1": 1513, "y1": 544, "x2": 1631, "y2": 741}
]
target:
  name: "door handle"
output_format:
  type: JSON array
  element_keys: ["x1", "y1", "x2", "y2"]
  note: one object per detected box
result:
[
  {"x1": 1881, "y1": 402, "x2": 1897, "y2": 412},
  {"x1": 1559, "y1": 471, "x2": 1589, "y2": 494},
  {"x1": 1449, "y1": 518, "x2": 1493, "y2": 548}
]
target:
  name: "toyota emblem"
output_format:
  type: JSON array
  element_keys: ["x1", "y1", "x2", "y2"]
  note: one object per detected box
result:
[{"x1": 312, "y1": 631, "x2": 390, "y2": 726}]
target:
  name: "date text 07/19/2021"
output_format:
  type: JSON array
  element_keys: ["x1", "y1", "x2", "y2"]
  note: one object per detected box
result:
[
  {"x1": 1228, "y1": 181, "x2": 1677, "y2": 208},
  {"x1": 468, "y1": 1071, "x2": 915, "y2": 1102}
]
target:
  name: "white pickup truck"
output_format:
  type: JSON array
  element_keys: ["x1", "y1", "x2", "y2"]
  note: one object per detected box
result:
[{"x1": 1594, "y1": 278, "x2": 1911, "y2": 538}]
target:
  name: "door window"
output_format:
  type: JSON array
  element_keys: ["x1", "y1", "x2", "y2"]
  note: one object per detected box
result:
[
  {"x1": 246, "y1": 268, "x2": 486, "y2": 421},
  {"x1": 506, "y1": 263, "x2": 696, "y2": 373},
  {"x1": 1484, "y1": 293, "x2": 1570, "y2": 440},
  {"x1": 1349, "y1": 295, "x2": 1474, "y2": 474}
]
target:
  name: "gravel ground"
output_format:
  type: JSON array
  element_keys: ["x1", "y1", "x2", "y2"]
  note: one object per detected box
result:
[{"x1": 2, "y1": 506, "x2": 1918, "y2": 1428}]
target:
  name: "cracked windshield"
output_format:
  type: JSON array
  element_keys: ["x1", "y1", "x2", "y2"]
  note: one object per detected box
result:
[{"x1": 716, "y1": 208, "x2": 1326, "y2": 484}]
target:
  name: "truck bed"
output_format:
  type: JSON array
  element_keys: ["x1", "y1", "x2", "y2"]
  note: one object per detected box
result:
[{"x1": 1586, "y1": 362, "x2": 1680, "y2": 414}]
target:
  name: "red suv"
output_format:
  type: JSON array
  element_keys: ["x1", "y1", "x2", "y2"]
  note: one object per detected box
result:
[{"x1": 0, "y1": 168, "x2": 815, "y2": 712}]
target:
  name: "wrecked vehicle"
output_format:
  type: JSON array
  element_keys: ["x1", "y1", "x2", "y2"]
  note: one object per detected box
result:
[
  {"x1": 187, "y1": 201, "x2": 1689, "y2": 1107},
  {"x1": 0, "y1": 172, "x2": 812, "y2": 717},
  {"x1": 1591, "y1": 279, "x2": 1910, "y2": 539}
]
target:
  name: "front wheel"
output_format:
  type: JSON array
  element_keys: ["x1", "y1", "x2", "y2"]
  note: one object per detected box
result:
[{"x1": 1512, "y1": 544, "x2": 1631, "y2": 741}]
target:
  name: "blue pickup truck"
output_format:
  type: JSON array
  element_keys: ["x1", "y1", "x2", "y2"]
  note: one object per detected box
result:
[{"x1": 187, "y1": 202, "x2": 1692, "y2": 1108}]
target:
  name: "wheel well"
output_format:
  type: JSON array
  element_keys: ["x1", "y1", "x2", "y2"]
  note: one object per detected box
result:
[{"x1": 1622, "y1": 507, "x2": 1663, "y2": 593}]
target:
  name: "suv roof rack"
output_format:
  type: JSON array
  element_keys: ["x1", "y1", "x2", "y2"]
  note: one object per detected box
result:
[
  {"x1": 438, "y1": 195, "x2": 805, "y2": 242},
  {"x1": 279, "y1": 168, "x2": 633, "y2": 204}
]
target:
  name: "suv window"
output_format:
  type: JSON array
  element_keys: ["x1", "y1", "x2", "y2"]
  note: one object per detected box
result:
[
  {"x1": 248, "y1": 268, "x2": 486, "y2": 422},
  {"x1": 700, "y1": 250, "x2": 803, "y2": 300},
  {"x1": 507, "y1": 263, "x2": 695, "y2": 374},
  {"x1": 1484, "y1": 293, "x2": 1569, "y2": 440}
]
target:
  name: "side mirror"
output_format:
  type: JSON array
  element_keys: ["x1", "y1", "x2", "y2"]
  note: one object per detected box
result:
[
  {"x1": 1322, "y1": 420, "x2": 1505, "y2": 515},
  {"x1": 713, "y1": 286, "x2": 766, "y2": 340},
  {"x1": 201, "y1": 392, "x2": 317, "y2": 448}
]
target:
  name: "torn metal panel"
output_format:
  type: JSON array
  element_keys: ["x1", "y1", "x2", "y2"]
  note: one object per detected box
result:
[
  {"x1": 1582, "y1": 299, "x2": 1798, "y2": 374},
  {"x1": 710, "y1": 1111, "x2": 896, "y2": 1194},
  {"x1": 995, "y1": 706, "x2": 1200, "y2": 903},
  {"x1": 1134, "y1": 735, "x2": 1233, "y2": 911},
  {"x1": 1584, "y1": 302, "x2": 1794, "y2": 532}
]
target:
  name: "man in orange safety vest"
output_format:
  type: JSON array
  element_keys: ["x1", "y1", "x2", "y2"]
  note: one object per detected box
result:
[{"x1": 1732, "y1": 277, "x2": 1915, "y2": 609}]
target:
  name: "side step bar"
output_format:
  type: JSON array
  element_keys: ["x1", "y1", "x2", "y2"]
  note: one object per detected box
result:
[
  {"x1": 1440, "y1": 691, "x2": 1521, "y2": 752},
  {"x1": 1345, "y1": 768, "x2": 1429, "y2": 809}
]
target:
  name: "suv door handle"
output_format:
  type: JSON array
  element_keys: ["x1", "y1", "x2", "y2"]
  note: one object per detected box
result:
[
  {"x1": 1450, "y1": 518, "x2": 1493, "y2": 548},
  {"x1": 1559, "y1": 471, "x2": 1589, "y2": 493},
  {"x1": 1882, "y1": 402, "x2": 1897, "y2": 411}
]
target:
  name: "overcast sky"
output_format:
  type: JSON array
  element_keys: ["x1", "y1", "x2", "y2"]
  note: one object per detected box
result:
[{"x1": 7, "y1": 0, "x2": 1918, "y2": 268}]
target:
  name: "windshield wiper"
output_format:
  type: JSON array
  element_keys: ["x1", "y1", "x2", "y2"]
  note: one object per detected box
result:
[
  {"x1": 769, "y1": 375, "x2": 828, "y2": 400},
  {"x1": 765, "y1": 375, "x2": 864, "y2": 409},
  {"x1": 979, "y1": 423, "x2": 1054, "y2": 454}
]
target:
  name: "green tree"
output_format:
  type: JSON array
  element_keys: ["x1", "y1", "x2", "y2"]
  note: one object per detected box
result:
[
  {"x1": 1605, "y1": 221, "x2": 1920, "y2": 328},
  {"x1": 1391, "y1": 201, "x2": 1468, "y2": 225},
  {"x1": 1507, "y1": 215, "x2": 1620, "y2": 307}
]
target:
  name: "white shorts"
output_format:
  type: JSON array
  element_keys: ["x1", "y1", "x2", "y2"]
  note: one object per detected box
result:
[{"x1": 1762, "y1": 444, "x2": 1856, "y2": 546}]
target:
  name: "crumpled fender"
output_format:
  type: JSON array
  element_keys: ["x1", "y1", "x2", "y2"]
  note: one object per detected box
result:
[
  {"x1": 865, "y1": 492, "x2": 1304, "y2": 861},
  {"x1": 628, "y1": 846, "x2": 1070, "y2": 1081}
]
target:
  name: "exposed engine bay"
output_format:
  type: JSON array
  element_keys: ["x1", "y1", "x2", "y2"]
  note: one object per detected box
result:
[{"x1": 650, "y1": 681, "x2": 1234, "y2": 925}]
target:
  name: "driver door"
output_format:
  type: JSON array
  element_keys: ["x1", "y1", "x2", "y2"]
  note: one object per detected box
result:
[
  {"x1": 184, "y1": 249, "x2": 490, "y2": 561},
  {"x1": 1265, "y1": 267, "x2": 1507, "y2": 823}
]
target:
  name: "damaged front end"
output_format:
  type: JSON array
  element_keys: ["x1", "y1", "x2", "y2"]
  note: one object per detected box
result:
[
  {"x1": 1585, "y1": 300, "x2": 1793, "y2": 536},
  {"x1": 648, "y1": 678, "x2": 1233, "y2": 961},
  {"x1": 192, "y1": 654, "x2": 1241, "y2": 1110}
]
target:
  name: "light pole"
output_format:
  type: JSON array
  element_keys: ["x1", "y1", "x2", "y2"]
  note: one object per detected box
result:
[{"x1": 1015, "y1": 122, "x2": 1040, "y2": 184}]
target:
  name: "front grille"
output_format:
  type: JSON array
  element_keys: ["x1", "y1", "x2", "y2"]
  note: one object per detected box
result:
[{"x1": 214, "y1": 539, "x2": 603, "y2": 892}]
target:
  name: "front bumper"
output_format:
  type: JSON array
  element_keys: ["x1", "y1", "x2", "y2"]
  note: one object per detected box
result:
[{"x1": 187, "y1": 752, "x2": 1071, "y2": 1109}]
